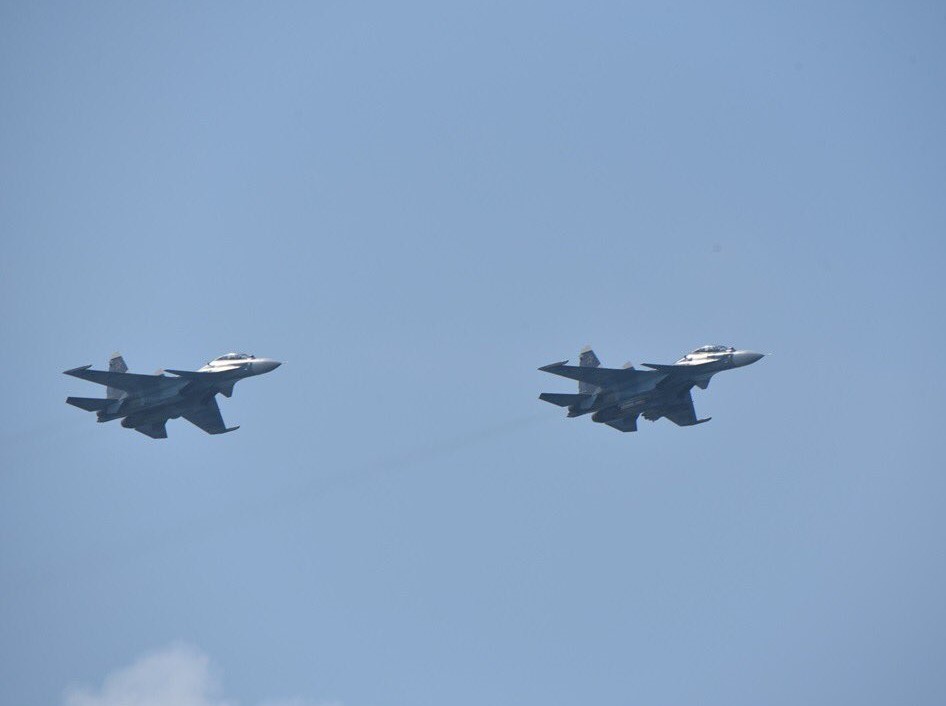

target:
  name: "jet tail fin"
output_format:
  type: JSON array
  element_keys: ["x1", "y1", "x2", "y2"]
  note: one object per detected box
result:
[
  {"x1": 107, "y1": 353, "x2": 127, "y2": 399},
  {"x1": 66, "y1": 396, "x2": 113, "y2": 412},
  {"x1": 578, "y1": 346, "x2": 601, "y2": 394}
]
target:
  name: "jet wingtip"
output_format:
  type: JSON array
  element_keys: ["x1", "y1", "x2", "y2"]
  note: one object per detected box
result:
[
  {"x1": 63, "y1": 364, "x2": 92, "y2": 375},
  {"x1": 538, "y1": 360, "x2": 568, "y2": 372},
  {"x1": 206, "y1": 425, "x2": 240, "y2": 435}
]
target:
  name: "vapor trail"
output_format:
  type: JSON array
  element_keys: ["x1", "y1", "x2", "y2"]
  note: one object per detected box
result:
[{"x1": 13, "y1": 412, "x2": 549, "y2": 590}]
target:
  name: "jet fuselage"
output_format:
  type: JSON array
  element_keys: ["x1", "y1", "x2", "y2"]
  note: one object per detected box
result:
[
  {"x1": 65, "y1": 352, "x2": 281, "y2": 438},
  {"x1": 539, "y1": 345, "x2": 764, "y2": 432}
]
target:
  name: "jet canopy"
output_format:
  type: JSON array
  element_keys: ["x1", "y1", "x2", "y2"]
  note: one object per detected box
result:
[
  {"x1": 690, "y1": 345, "x2": 733, "y2": 354},
  {"x1": 211, "y1": 352, "x2": 255, "y2": 363}
]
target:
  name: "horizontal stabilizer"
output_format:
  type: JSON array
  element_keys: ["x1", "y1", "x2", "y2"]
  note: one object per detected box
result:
[
  {"x1": 539, "y1": 392, "x2": 593, "y2": 408},
  {"x1": 66, "y1": 396, "x2": 113, "y2": 412}
]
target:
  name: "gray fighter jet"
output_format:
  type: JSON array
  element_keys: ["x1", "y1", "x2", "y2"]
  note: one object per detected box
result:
[
  {"x1": 65, "y1": 352, "x2": 281, "y2": 438},
  {"x1": 539, "y1": 345, "x2": 764, "y2": 432}
]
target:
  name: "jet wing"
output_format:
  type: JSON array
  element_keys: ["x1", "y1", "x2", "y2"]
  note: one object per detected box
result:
[
  {"x1": 165, "y1": 369, "x2": 239, "y2": 397},
  {"x1": 64, "y1": 366, "x2": 168, "y2": 394},
  {"x1": 134, "y1": 421, "x2": 168, "y2": 439},
  {"x1": 605, "y1": 414, "x2": 639, "y2": 432},
  {"x1": 645, "y1": 390, "x2": 711, "y2": 427},
  {"x1": 642, "y1": 360, "x2": 719, "y2": 374},
  {"x1": 182, "y1": 396, "x2": 239, "y2": 435},
  {"x1": 538, "y1": 362, "x2": 658, "y2": 388}
]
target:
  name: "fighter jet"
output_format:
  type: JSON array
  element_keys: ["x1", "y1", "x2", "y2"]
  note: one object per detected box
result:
[
  {"x1": 539, "y1": 345, "x2": 764, "y2": 432},
  {"x1": 64, "y1": 352, "x2": 281, "y2": 438}
]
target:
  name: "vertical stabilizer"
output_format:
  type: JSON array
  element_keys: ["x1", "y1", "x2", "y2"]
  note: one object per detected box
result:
[
  {"x1": 107, "y1": 353, "x2": 127, "y2": 399},
  {"x1": 578, "y1": 346, "x2": 601, "y2": 394}
]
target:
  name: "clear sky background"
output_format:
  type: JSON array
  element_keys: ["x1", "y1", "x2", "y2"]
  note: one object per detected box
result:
[{"x1": 2, "y1": 2, "x2": 945, "y2": 705}]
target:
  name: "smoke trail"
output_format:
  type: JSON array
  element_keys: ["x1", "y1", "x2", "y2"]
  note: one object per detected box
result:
[{"x1": 14, "y1": 412, "x2": 549, "y2": 591}]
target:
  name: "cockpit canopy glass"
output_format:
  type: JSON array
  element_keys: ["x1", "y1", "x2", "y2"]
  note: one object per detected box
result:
[
  {"x1": 213, "y1": 352, "x2": 254, "y2": 362},
  {"x1": 691, "y1": 345, "x2": 732, "y2": 354}
]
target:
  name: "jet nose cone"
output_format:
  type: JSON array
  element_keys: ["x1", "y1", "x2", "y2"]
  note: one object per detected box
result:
[
  {"x1": 732, "y1": 350, "x2": 765, "y2": 367},
  {"x1": 252, "y1": 359, "x2": 282, "y2": 375}
]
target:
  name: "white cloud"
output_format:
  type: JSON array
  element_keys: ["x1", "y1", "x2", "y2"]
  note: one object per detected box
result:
[{"x1": 63, "y1": 643, "x2": 333, "y2": 706}]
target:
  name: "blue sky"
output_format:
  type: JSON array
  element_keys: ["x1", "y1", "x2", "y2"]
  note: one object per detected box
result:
[{"x1": 2, "y1": 2, "x2": 945, "y2": 705}]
